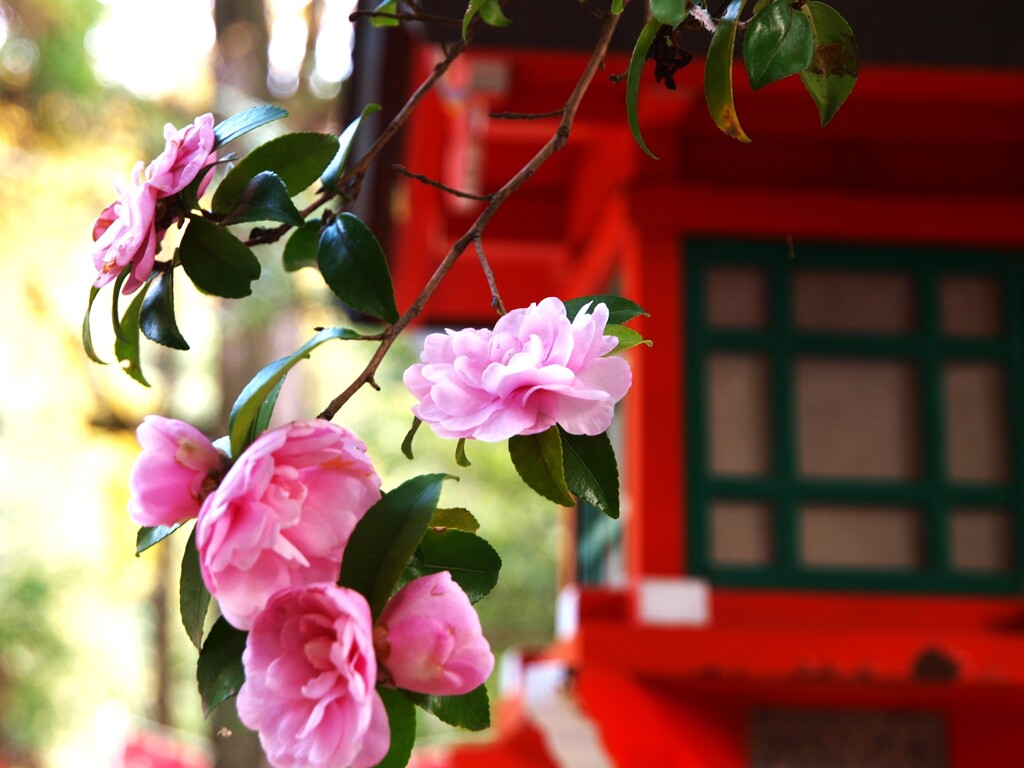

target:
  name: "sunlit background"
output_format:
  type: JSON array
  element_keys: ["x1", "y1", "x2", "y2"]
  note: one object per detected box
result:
[{"x1": 0, "y1": 2, "x2": 557, "y2": 766}]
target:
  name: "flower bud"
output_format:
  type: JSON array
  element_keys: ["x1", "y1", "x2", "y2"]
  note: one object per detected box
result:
[{"x1": 376, "y1": 571, "x2": 494, "y2": 696}]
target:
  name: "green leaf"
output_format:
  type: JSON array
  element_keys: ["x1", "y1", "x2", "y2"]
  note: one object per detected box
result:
[
  {"x1": 339, "y1": 474, "x2": 452, "y2": 618},
  {"x1": 563, "y1": 294, "x2": 649, "y2": 325},
  {"x1": 799, "y1": 1, "x2": 858, "y2": 126},
  {"x1": 283, "y1": 219, "x2": 322, "y2": 272},
  {"x1": 611, "y1": 0, "x2": 625, "y2": 13},
  {"x1": 179, "y1": 217, "x2": 261, "y2": 299},
  {"x1": 406, "y1": 685, "x2": 490, "y2": 731},
  {"x1": 110, "y1": 267, "x2": 131, "y2": 343},
  {"x1": 317, "y1": 213, "x2": 399, "y2": 323},
  {"x1": 369, "y1": 0, "x2": 400, "y2": 27},
  {"x1": 455, "y1": 438, "x2": 472, "y2": 467},
  {"x1": 136, "y1": 523, "x2": 183, "y2": 555},
  {"x1": 218, "y1": 171, "x2": 305, "y2": 227},
  {"x1": 180, "y1": 528, "x2": 211, "y2": 649},
  {"x1": 376, "y1": 688, "x2": 417, "y2": 768},
  {"x1": 228, "y1": 326, "x2": 364, "y2": 457},
  {"x1": 650, "y1": 0, "x2": 688, "y2": 27},
  {"x1": 705, "y1": 0, "x2": 751, "y2": 142},
  {"x1": 197, "y1": 617, "x2": 246, "y2": 717},
  {"x1": 430, "y1": 507, "x2": 480, "y2": 534},
  {"x1": 82, "y1": 285, "x2": 108, "y2": 364},
  {"x1": 626, "y1": 18, "x2": 662, "y2": 160},
  {"x1": 509, "y1": 427, "x2": 575, "y2": 506},
  {"x1": 214, "y1": 105, "x2": 288, "y2": 148},
  {"x1": 743, "y1": 0, "x2": 813, "y2": 90},
  {"x1": 401, "y1": 417, "x2": 422, "y2": 460},
  {"x1": 211, "y1": 132, "x2": 340, "y2": 214},
  {"x1": 605, "y1": 323, "x2": 653, "y2": 355},
  {"x1": 559, "y1": 428, "x2": 620, "y2": 519},
  {"x1": 115, "y1": 277, "x2": 153, "y2": 386},
  {"x1": 462, "y1": 0, "x2": 511, "y2": 39},
  {"x1": 140, "y1": 268, "x2": 189, "y2": 350},
  {"x1": 409, "y1": 529, "x2": 501, "y2": 604},
  {"x1": 321, "y1": 103, "x2": 382, "y2": 190}
]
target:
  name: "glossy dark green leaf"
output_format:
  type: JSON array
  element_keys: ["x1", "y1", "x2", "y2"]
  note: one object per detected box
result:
[
  {"x1": 509, "y1": 427, "x2": 575, "y2": 506},
  {"x1": 115, "y1": 277, "x2": 153, "y2": 386},
  {"x1": 228, "y1": 326, "x2": 364, "y2": 457},
  {"x1": 82, "y1": 285, "x2": 108, "y2": 364},
  {"x1": 317, "y1": 213, "x2": 399, "y2": 323},
  {"x1": 405, "y1": 685, "x2": 490, "y2": 732},
  {"x1": 321, "y1": 103, "x2": 382, "y2": 190},
  {"x1": 559, "y1": 428, "x2": 620, "y2": 519},
  {"x1": 401, "y1": 417, "x2": 422, "y2": 460},
  {"x1": 409, "y1": 529, "x2": 501, "y2": 604},
  {"x1": 604, "y1": 323, "x2": 653, "y2": 355},
  {"x1": 110, "y1": 267, "x2": 131, "y2": 343},
  {"x1": 179, "y1": 217, "x2": 261, "y2": 299},
  {"x1": 462, "y1": 0, "x2": 511, "y2": 39},
  {"x1": 136, "y1": 523, "x2": 183, "y2": 556},
  {"x1": 799, "y1": 1, "x2": 858, "y2": 126},
  {"x1": 611, "y1": 0, "x2": 625, "y2": 13},
  {"x1": 282, "y1": 219, "x2": 321, "y2": 272},
  {"x1": 218, "y1": 171, "x2": 305, "y2": 227},
  {"x1": 626, "y1": 18, "x2": 662, "y2": 160},
  {"x1": 213, "y1": 105, "x2": 288, "y2": 148},
  {"x1": 705, "y1": 0, "x2": 751, "y2": 142},
  {"x1": 140, "y1": 268, "x2": 189, "y2": 350},
  {"x1": 212, "y1": 132, "x2": 340, "y2": 214},
  {"x1": 563, "y1": 294, "x2": 649, "y2": 325},
  {"x1": 339, "y1": 474, "x2": 452, "y2": 618},
  {"x1": 376, "y1": 687, "x2": 416, "y2": 768},
  {"x1": 743, "y1": 0, "x2": 813, "y2": 90},
  {"x1": 180, "y1": 528, "x2": 211, "y2": 649},
  {"x1": 197, "y1": 617, "x2": 247, "y2": 717},
  {"x1": 650, "y1": 0, "x2": 688, "y2": 27},
  {"x1": 430, "y1": 507, "x2": 480, "y2": 534}
]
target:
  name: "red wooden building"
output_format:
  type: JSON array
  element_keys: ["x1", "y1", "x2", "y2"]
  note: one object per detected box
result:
[{"x1": 369, "y1": 6, "x2": 1024, "y2": 765}]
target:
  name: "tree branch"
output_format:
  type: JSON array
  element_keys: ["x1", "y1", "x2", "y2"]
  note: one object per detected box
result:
[
  {"x1": 392, "y1": 164, "x2": 493, "y2": 201},
  {"x1": 318, "y1": 3, "x2": 626, "y2": 421}
]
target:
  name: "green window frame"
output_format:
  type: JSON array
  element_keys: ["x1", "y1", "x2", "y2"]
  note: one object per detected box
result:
[{"x1": 686, "y1": 240, "x2": 1024, "y2": 593}]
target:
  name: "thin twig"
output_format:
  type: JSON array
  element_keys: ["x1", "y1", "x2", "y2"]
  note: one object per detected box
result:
[
  {"x1": 474, "y1": 235, "x2": 506, "y2": 315},
  {"x1": 318, "y1": 3, "x2": 627, "y2": 421},
  {"x1": 489, "y1": 109, "x2": 565, "y2": 120},
  {"x1": 349, "y1": 10, "x2": 462, "y2": 26},
  {"x1": 393, "y1": 164, "x2": 493, "y2": 201}
]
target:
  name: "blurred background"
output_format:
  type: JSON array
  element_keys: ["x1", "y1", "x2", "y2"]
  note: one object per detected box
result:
[{"x1": 0, "y1": 1, "x2": 558, "y2": 765}]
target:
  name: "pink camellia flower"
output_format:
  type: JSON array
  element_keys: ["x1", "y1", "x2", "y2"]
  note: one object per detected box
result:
[
  {"x1": 195, "y1": 420, "x2": 382, "y2": 630},
  {"x1": 91, "y1": 162, "x2": 159, "y2": 293},
  {"x1": 375, "y1": 571, "x2": 494, "y2": 696},
  {"x1": 238, "y1": 583, "x2": 390, "y2": 768},
  {"x1": 129, "y1": 416, "x2": 224, "y2": 528},
  {"x1": 403, "y1": 297, "x2": 632, "y2": 441},
  {"x1": 146, "y1": 113, "x2": 217, "y2": 196}
]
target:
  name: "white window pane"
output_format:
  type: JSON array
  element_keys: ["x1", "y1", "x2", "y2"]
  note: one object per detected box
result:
[
  {"x1": 797, "y1": 359, "x2": 919, "y2": 479},
  {"x1": 802, "y1": 505, "x2": 922, "y2": 570},
  {"x1": 711, "y1": 501, "x2": 772, "y2": 566},
  {"x1": 709, "y1": 354, "x2": 772, "y2": 475},
  {"x1": 945, "y1": 363, "x2": 1008, "y2": 483},
  {"x1": 794, "y1": 271, "x2": 915, "y2": 333}
]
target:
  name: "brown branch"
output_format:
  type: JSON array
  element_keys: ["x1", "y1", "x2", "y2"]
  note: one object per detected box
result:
[
  {"x1": 489, "y1": 109, "x2": 565, "y2": 120},
  {"x1": 392, "y1": 164, "x2": 493, "y2": 201},
  {"x1": 318, "y1": 3, "x2": 627, "y2": 421},
  {"x1": 474, "y1": 235, "x2": 506, "y2": 315}
]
